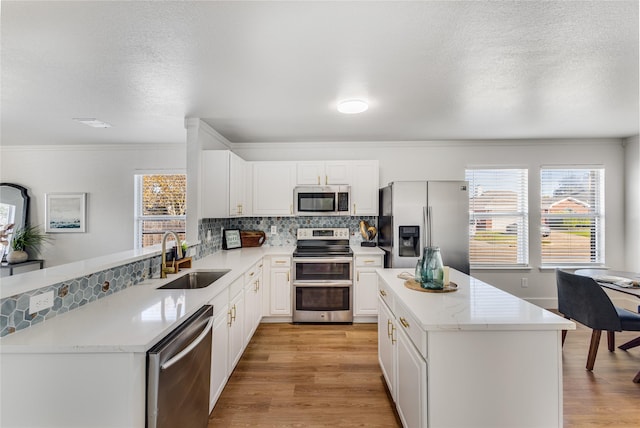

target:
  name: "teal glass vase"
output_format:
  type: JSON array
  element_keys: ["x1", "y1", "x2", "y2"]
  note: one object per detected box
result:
[{"x1": 420, "y1": 246, "x2": 444, "y2": 289}]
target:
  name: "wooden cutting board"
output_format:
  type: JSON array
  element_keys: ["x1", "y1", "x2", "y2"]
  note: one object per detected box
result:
[{"x1": 240, "y1": 230, "x2": 266, "y2": 247}]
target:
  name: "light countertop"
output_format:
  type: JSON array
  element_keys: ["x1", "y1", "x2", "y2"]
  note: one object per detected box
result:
[
  {"x1": 378, "y1": 268, "x2": 575, "y2": 331},
  {"x1": 0, "y1": 247, "x2": 293, "y2": 354},
  {"x1": 350, "y1": 245, "x2": 384, "y2": 256}
]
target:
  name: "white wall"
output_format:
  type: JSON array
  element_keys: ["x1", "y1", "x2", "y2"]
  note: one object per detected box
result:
[
  {"x1": 235, "y1": 138, "x2": 627, "y2": 307},
  {"x1": 1, "y1": 136, "x2": 630, "y2": 307},
  {"x1": 624, "y1": 135, "x2": 640, "y2": 271},
  {"x1": 0, "y1": 144, "x2": 185, "y2": 267}
]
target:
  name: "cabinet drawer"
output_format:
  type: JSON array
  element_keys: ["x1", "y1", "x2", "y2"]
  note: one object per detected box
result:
[
  {"x1": 378, "y1": 280, "x2": 394, "y2": 312},
  {"x1": 244, "y1": 261, "x2": 262, "y2": 284},
  {"x1": 395, "y1": 300, "x2": 427, "y2": 359},
  {"x1": 270, "y1": 256, "x2": 291, "y2": 268},
  {"x1": 355, "y1": 255, "x2": 383, "y2": 267}
]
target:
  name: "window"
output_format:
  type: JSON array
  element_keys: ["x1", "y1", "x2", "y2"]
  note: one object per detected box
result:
[
  {"x1": 134, "y1": 174, "x2": 186, "y2": 248},
  {"x1": 540, "y1": 167, "x2": 604, "y2": 266},
  {"x1": 466, "y1": 168, "x2": 529, "y2": 267}
]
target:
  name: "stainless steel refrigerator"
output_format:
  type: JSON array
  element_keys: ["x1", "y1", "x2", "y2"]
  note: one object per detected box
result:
[{"x1": 378, "y1": 181, "x2": 470, "y2": 274}]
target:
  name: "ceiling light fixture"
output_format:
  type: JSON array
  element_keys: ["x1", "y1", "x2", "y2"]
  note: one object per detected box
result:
[
  {"x1": 337, "y1": 99, "x2": 369, "y2": 114},
  {"x1": 73, "y1": 118, "x2": 112, "y2": 128}
]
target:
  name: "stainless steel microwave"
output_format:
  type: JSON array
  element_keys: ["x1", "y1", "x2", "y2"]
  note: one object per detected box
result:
[{"x1": 293, "y1": 185, "x2": 351, "y2": 216}]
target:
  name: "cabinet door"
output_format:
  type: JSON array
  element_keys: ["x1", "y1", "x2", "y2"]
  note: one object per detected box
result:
[
  {"x1": 378, "y1": 298, "x2": 396, "y2": 400},
  {"x1": 351, "y1": 161, "x2": 379, "y2": 215},
  {"x1": 270, "y1": 268, "x2": 291, "y2": 315},
  {"x1": 201, "y1": 150, "x2": 230, "y2": 218},
  {"x1": 396, "y1": 327, "x2": 427, "y2": 428},
  {"x1": 243, "y1": 284, "x2": 256, "y2": 346},
  {"x1": 324, "y1": 161, "x2": 351, "y2": 185},
  {"x1": 209, "y1": 304, "x2": 230, "y2": 412},
  {"x1": 228, "y1": 289, "x2": 245, "y2": 373},
  {"x1": 253, "y1": 162, "x2": 295, "y2": 215},
  {"x1": 229, "y1": 152, "x2": 248, "y2": 216},
  {"x1": 296, "y1": 161, "x2": 324, "y2": 185},
  {"x1": 355, "y1": 269, "x2": 379, "y2": 316},
  {"x1": 243, "y1": 267, "x2": 263, "y2": 345}
]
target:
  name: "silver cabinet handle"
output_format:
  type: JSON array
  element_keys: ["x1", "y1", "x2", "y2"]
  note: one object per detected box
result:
[{"x1": 161, "y1": 316, "x2": 214, "y2": 370}]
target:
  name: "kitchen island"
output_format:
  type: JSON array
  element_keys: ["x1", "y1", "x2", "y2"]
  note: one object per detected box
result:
[{"x1": 377, "y1": 268, "x2": 575, "y2": 428}]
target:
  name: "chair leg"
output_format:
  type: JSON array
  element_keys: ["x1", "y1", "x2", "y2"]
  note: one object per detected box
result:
[
  {"x1": 586, "y1": 330, "x2": 601, "y2": 371},
  {"x1": 634, "y1": 370, "x2": 640, "y2": 384},
  {"x1": 607, "y1": 331, "x2": 615, "y2": 352},
  {"x1": 561, "y1": 315, "x2": 570, "y2": 347},
  {"x1": 618, "y1": 335, "x2": 640, "y2": 351}
]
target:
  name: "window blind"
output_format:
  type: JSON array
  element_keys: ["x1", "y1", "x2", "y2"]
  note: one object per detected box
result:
[
  {"x1": 465, "y1": 169, "x2": 529, "y2": 267},
  {"x1": 540, "y1": 167, "x2": 604, "y2": 266}
]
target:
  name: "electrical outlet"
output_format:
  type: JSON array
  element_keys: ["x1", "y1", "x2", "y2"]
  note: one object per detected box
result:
[
  {"x1": 29, "y1": 291, "x2": 54, "y2": 314},
  {"x1": 521, "y1": 278, "x2": 528, "y2": 288},
  {"x1": 271, "y1": 225, "x2": 277, "y2": 235}
]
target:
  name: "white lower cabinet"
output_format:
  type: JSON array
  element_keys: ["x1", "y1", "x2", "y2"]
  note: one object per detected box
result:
[
  {"x1": 243, "y1": 261, "x2": 263, "y2": 344},
  {"x1": 396, "y1": 326, "x2": 427, "y2": 428},
  {"x1": 228, "y1": 277, "x2": 245, "y2": 373},
  {"x1": 268, "y1": 256, "x2": 291, "y2": 316},
  {"x1": 378, "y1": 283, "x2": 427, "y2": 427},
  {"x1": 354, "y1": 254, "x2": 383, "y2": 319},
  {"x1": 209, "y1": 290, "x2": 230, "y2": 412},
  {"x1": 378, "y1": 297, "x2": 396, "y2": 400}
]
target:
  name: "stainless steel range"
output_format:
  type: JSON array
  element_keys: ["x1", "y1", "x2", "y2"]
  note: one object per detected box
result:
[{"x1": 292, "y1": 228, "x2": 353, "y2": 323}]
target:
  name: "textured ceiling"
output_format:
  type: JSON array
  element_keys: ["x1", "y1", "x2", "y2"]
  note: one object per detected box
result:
[{"x1": 1, "y1": 1, "x2": 638, "y2": 146}]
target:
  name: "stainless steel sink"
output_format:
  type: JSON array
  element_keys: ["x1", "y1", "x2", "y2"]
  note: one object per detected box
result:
[{"x1": 157, "y1": 269, "x2": 231, "y2": 290}]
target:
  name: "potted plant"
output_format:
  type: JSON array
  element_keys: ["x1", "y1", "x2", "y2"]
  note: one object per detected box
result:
[{"x1": 7, "y1": 225, "x2": 51, "y2": 264}]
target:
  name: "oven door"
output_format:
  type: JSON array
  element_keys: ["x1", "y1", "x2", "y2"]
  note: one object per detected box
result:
[
  {"x1": 293, "y1": 257, "x2": 352, "y2": 283},
  {"x1": 292, "y1": 257, "x2": 353, "y2": 323},
  {"x1": 293, "y1": 283, "x2": 353, "y2": 323}
]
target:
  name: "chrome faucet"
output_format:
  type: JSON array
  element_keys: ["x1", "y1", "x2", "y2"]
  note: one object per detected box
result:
[{"x1": 161, "y1": 231, "x2": 183, "y2": 278}]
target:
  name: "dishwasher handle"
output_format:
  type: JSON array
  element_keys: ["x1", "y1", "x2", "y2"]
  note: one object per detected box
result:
[{"x1": 161, "y1": 316, "x2": 213, "y2": 371}]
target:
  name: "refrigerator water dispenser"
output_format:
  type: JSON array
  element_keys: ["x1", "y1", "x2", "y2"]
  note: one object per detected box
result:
[{"x1": 398, "y1": 226, "x2": 420, "y2": 257}]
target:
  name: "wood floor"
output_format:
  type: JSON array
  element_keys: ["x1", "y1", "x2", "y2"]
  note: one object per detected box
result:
[{"x1": 209, "y1": 322, "x2": 640, "y2": 427}]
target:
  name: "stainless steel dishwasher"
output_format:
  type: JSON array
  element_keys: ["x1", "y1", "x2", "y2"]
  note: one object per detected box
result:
[{"x1": 147, "y1": 305, "x2": 213, "y2": 428}]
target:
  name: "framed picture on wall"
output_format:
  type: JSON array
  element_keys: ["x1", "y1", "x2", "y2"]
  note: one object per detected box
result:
[{"x1": 45, "y1": 193, "x2": 87, "y2": 233}]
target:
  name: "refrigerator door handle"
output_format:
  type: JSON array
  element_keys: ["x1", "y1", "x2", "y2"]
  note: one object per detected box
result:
[
  {"x1": 426, "y1": 205, "x2": 433, "y2": 248},
  {"x1": 422, "y1": 206, "x2": 427, "y2": 250}
]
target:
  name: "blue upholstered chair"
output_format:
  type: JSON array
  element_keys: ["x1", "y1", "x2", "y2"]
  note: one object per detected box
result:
[{"x1": 556, "y1": 269, "x2": 640, "y2": 371}]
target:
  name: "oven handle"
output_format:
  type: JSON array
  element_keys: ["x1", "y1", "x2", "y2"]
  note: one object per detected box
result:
[
  {"x1": 293, "y1": 257, "x2": 353, "y2": 263},
  {"x1": 293, "y1": 281, "x2": 353, "y2": 287}
]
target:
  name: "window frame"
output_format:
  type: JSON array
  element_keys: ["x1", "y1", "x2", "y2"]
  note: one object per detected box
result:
[
  {"x1": 134, "y1": 172, "x2": 187, "y2": 249},
  {"x1": 466, "y1": 167, "x2": 529, "y2": 269},
  {"x1": 540, "y1": 166, "x2": 605, "y2": 267}
]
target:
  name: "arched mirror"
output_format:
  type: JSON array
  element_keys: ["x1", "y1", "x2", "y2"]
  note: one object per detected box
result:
[{"x1": 0, "y1": 183, "x2": 30, "y2": 259}]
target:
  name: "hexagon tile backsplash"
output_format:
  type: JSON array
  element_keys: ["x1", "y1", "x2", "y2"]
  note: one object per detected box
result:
[{"x1": 0, "y1": 215, "x2": 378, "y2": 337}]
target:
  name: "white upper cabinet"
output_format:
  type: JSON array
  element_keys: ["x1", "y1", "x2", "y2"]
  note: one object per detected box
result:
[
  {"x1": 252, "y1": 162, "x2": 296, "y2": 216},
  {"x1": 296, "y1": 161, "x2": 351, "y2": 185},
  {"x1": 201, "y1": 150, "x2": 251, "y2": 218},
  {"x1": 202, "y1": 152, "x2": 378, "y2": 218},
  {"x1": 201, "y1": 150, "x2": 230, "y2": 218},
  {"x1": 229, "y1": 152, "x2": 250, "y2": 216},
  {"x1": 350, "y1": 160, "x2": 379, "y2": 216}
]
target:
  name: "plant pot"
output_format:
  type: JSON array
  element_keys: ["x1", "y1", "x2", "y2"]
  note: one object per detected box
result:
[{"x1": 7, "y1": 250, "x2": 28, "y2": 264}]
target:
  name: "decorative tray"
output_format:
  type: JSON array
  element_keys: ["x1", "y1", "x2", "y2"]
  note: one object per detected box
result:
[{"x1": 404, "y1": 279, "x2": 458, "y2": 293}]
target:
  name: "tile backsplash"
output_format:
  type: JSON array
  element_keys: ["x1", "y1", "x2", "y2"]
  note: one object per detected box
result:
[{"x1": 1, "y1": 215, "x2": 378, "y2": 337}]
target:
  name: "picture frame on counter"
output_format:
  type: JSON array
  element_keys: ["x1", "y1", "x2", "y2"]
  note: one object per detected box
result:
[
  {"x1": 45, "y1": 192, "x2": 87, "y2": 233},
  {"x1": 222, "y1": 229, "x2": 241, "y2": 250}
]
